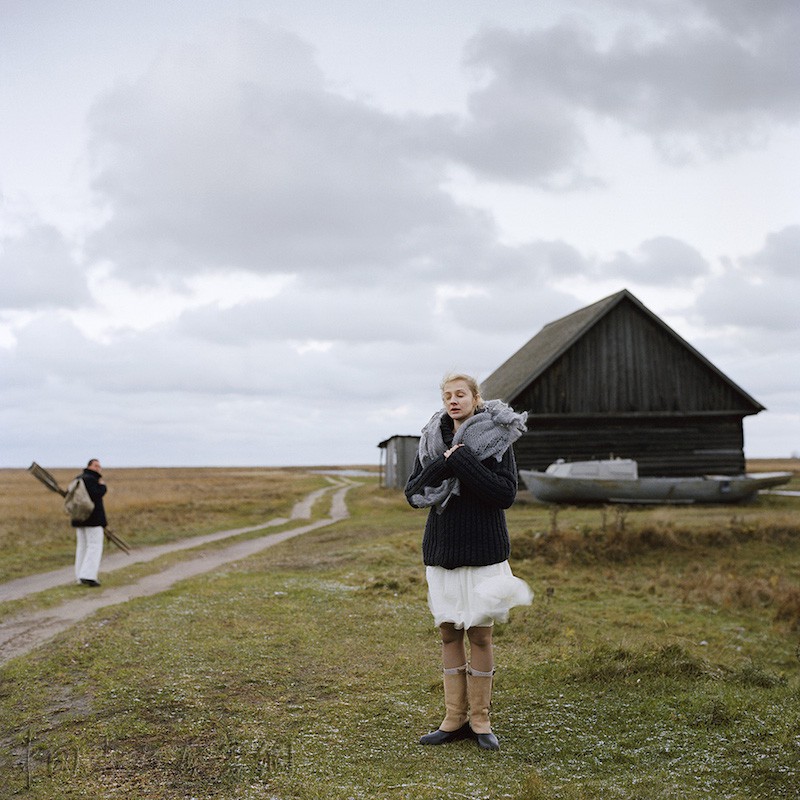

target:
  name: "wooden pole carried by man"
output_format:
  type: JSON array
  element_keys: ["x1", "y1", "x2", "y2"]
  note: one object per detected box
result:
[{"x1": 28, "y1": 461, "x2": 131, "y2": 559}]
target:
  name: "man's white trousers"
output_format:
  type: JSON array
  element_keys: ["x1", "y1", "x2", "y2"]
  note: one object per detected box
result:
[{"x1": 75, "y1": 526, "x2": 104, "y2": 582}]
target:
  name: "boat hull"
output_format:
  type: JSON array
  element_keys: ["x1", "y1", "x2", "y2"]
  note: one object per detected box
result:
[{"x1": 519, "y1": 469, "x2": 793, "y2": 505}]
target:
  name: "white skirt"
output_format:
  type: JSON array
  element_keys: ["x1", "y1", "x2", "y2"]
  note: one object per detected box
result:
[{"x1": 426, "y1": 561, "x2": 533, "y2": 630}]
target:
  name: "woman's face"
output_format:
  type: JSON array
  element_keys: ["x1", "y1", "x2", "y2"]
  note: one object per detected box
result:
[{"x1": 442, "y1": 380, "x2": 479, "y2": 427}]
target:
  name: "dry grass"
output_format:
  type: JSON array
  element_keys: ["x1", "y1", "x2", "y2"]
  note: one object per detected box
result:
[
  {"x1": 746, "y1": 457, "x2": 800, "y2": 475},
  {"x1": 509, "y1": 476, "x2": 800, "y2": 632},
  {"x1": 0, "y1": 466, "x2": 334, "y2": 582}
]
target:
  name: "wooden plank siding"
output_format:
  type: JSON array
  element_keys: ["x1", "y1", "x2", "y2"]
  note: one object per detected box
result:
[
  {"x1": 514, "y1": 304, "x2": 751, "y2": 415},
  {"x1": 514, "y1": 415, "x2": 745, "y2": 477},
  {"x1": 378, "y1": 435, "x2": 420, "y2": 489}
]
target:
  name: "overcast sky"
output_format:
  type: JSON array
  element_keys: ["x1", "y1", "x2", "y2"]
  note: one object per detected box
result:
[{"x1": 1, "y1": 0, "x2": 798, "y2": 468}]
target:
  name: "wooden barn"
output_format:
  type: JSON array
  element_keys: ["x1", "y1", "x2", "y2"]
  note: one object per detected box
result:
[{"x1": 480, "y1": 289, "x2": 765, "y2": 477}]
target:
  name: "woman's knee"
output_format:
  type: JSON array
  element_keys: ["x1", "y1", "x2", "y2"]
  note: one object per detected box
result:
[
  {"x1": 439, "y1": 623, "x2": 464, "y2": 645},
  {"x1": 466, "y1": 626, "x2": 493, "y2": 648}
]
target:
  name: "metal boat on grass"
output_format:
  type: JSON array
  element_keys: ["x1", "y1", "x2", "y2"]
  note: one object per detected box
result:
[{"x1": 519, "y1": 458, "x2": 793, "y2": 505}]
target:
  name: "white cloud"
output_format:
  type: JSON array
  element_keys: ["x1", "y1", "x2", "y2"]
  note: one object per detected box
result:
[
  {"x1": 0, "y1": 223, "x2": 91, "y2": 309},
  {"x1": 600, "y1": 237, "x2": 710, "y2": 286},
  {"x1": 82, "y1": 19, "x2": 504, "y2": 287},
  {"x1": 741, "y1": 224, "x2": 800, "y2": 277},
  {"x1": 693, "y1": 225, "x2": 800, "y2": 334},
  {"x1": 444, "y1": 5, "x2": 800, "y2": 180},
  {"x1": 696, "y1": 275, "x2": 799, "y2": 335},
  {"x1": 176, "y1": 280, "x2": 438, "y2": 345}
]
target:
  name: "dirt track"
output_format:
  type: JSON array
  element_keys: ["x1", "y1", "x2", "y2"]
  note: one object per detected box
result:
[{"x1": 0, "y1": 475, "x2": 358, "y2": 666}]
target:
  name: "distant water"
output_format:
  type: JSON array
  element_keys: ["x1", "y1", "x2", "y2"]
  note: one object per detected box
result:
[{"x1": 312, "y1": 469, "x2": 377, "y2": 477}]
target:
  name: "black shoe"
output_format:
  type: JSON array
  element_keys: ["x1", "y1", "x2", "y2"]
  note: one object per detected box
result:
[
  {"x1": 80, "y1": 579, "x2": 101, "y2": 587},
  {"x1": 419, "y1": 722, "x2": 472, "y2": 745},
  {"x1": 475, "y1": 732, "x2": 500, "y2": 751}
]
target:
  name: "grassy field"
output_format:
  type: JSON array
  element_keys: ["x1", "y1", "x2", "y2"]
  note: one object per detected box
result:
[
  {"x1": 0, "y1": 467, "x2": 326, "y2": 583},
  {"x1": 1, "y1": 460, "x2": 799, "y2": 799}
]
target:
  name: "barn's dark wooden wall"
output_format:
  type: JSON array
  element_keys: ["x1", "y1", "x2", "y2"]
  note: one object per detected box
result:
[
  {"x1": 483, "y1": 290, "x2": 763, "y2": 477},
  {"x1": 514, "y1": 415, "x2": 745, "y2": 476}
]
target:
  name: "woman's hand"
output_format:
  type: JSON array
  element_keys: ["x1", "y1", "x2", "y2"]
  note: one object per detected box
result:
[{"x1": 444, "y1": 444, "x2": 464, "y2": 459}]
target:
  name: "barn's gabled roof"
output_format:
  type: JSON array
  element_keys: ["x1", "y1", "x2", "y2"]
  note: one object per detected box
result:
[
  {"x1": 377, "y1": 434, "x2": 419, "y2": 448},
  {"x1": 481, "y1": 289, "x2": 765, "y2": 413}
]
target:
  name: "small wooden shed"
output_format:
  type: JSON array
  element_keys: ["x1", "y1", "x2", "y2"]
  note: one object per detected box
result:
[
  {"x1": 481, "y1": 289, "x2": 765, "y2": 477},
  {"x1": 378, "y1": 435, "x2": 420, "y2": 489}
]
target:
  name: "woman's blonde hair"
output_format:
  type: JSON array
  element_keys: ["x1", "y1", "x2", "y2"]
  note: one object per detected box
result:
[{"x1": 440, "y1": 372, "x2": 484, "y2": 408}]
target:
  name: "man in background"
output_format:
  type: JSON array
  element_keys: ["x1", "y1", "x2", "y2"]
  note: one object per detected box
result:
[{"x1": 73, "y1": 459, "x2": 108, "y2": 587}]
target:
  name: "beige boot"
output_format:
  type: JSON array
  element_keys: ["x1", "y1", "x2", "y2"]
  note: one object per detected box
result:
[
  {"x1": 419, "y1": 664, "x2": 470, "y2": 745},
  {"x1": 467, "y1": 666, "x2": 500, "y2": 750}
]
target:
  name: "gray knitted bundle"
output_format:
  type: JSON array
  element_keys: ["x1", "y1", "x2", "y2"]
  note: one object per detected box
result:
[{"x1": 412, "y1": 399, "x2": 528, "y2": 513}]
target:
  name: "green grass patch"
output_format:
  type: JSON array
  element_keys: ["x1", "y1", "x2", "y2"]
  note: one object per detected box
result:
[
  {"x1": 2, "y1": 470, "x2": 800, "y2": 798},
  {"x1": 0, "y1": 467, "x2": 327, "y2": 583}
]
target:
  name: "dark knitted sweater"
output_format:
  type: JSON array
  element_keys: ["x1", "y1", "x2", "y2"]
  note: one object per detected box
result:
[{"x1": 405, "y1": 413, "x2": 517, "y2": 569}]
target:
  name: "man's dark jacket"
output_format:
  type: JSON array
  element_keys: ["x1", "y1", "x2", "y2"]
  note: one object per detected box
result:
[{"x1": 71, "y1": 468, "x2": 108, "y2": 528}]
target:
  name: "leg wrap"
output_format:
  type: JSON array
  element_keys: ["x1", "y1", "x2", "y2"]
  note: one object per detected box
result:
[
  {"x1": 467, "y1": 665, "x2": 495, "y2": 735},
  {"x1": 440, "y1": 663, "x2": 469, "y2": 732}
]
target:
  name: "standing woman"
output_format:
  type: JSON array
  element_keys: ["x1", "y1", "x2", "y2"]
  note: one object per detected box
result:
[{"x1": 405, "y1": 373, "x2": 532, "y2": 751}]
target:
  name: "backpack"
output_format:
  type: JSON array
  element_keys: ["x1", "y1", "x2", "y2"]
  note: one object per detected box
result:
[{"x1": 64, "y1": 477, "x2": 95, "y2": 523}]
